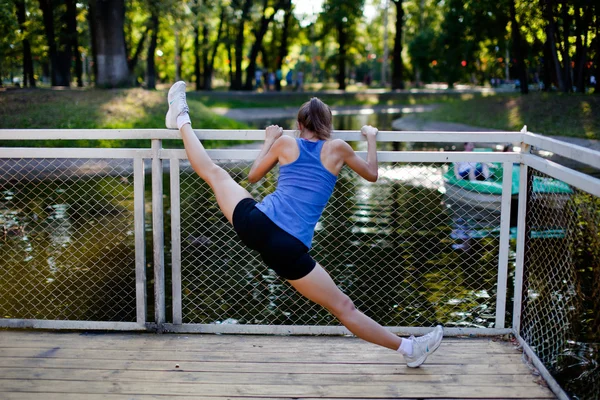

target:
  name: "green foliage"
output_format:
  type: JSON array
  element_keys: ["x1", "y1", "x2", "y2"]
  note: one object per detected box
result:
[{"x1": 0, "y1": 0, "x2": 18, "y2": 83}]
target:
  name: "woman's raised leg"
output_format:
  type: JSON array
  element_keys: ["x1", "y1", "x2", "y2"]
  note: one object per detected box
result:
[
  {"x1": 288, "y1": 263, "x2": 403, "y2": 351},
  {"x1": 167, "y1": 81, "x2": 252, "y2": 223},
  {"x1": 180, "y1": 123, "x2": 252, "y2": 223}
]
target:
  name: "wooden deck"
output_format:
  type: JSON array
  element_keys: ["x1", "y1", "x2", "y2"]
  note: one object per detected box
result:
[{"x1": 0, "y1": 330, "x2": 555, "y2": 399}]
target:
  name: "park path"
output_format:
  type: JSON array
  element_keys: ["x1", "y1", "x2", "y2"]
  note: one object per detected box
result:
[{"x1": 211, "y1": 104, "x2": 436, "y2": 121}]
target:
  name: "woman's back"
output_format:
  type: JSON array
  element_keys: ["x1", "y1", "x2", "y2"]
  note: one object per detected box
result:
[{"x1": 257, "y1": 138, "x2": 337, "y2": 249}]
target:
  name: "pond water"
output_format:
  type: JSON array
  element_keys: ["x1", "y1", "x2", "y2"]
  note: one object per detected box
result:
[{"x1": 0, "y1": 112, "x2": 597, "y2": 399}]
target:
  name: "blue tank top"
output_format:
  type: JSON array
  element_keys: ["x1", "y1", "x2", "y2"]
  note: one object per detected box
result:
[{"x1": 256, "y1": 138, "x2": 337, "y2": 249}]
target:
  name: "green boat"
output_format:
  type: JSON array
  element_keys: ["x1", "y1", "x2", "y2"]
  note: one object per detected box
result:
[{"x1": 442, "y1": 163, "x2": 573, "y2": 212}]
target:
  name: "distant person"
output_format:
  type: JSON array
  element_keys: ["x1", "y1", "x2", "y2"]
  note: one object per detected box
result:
[
  {"x1": 255, "y1": 69, "x2": 263, "y2": 91},
  {"x1": 454, "y1": 142, "x2": 490, "y2": 181},
  {"x1": 286, "y1": 70, "x2": 293, "y2": 88},
  {"x1": 268, "y1": 72, "x2": 276, "y2": 91},
  {"x1": 276, "y1": 69, "x2": 283, "y2": 91},
  {"x1": 296, "y1": 71, "x2": 304, "y2": 91},
  {"x1": 165, "y1": 81, "x2": 444, "y2": 368}
]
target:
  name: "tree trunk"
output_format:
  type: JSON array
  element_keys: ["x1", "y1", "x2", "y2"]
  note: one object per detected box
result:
[
  {"x1": 336, "y1": 23, "x2": 347, "y2": 90},
  {"x1": 275, "y1": 0, "x2": 292, "y2": 91},
  {"x1": 391, "y1": 0, "x2": 404, "y2": 90},
  {"x1": 232, "y1": 0, "x2": 252, "y2": 90},
  {"x1": 128, "y1": 24, "x2": 148, "y2": 73},
  {"x1": 574, "y1": 5, "x2": 591, "y2": 93},
  {"x1": 201, "y1": 24, "x2": 209, "y2": 90},
  {"x1": 38, "y1": 0, "x2": 58, "y2": 86},
  {"x1": 227, "y1": 23, "x2": 234, "y2": 88},
  {"x1": 510, "y1": 0, "x2": 528, "y2": 94},
  {"x1": 66, "y1": 0, "x2": 83, "y2": 87},
  {"x1": 244, "y1": 0, "x2": 277, "y2": 90},
  {"x1": 596, "y1": 4, "x2": 600, "y2": 93},
  {"x1": 16, "y1": 0, "x2": 36, "y2": 87},
  {"x1": 175, "y1": 33, "x2": 182, "y2": 82},
  {"x1": 88, "y1": 0, "x2": 130, "y2": 87},
  {"x1": 561, "y1": 3, "x2": 572, "y2": 92},
  {"x1": 543, "y1": 0, "x2": 564, "y2": 91},
  {"x1": 146, "y1": 13, "x2": 158, "y2": 89},
  {"x1": 204, "y1": 6, "x2": 226, "y2": 90},
  {"x1": 194, "y1": 24, "x2": 201, "y2": 90}
]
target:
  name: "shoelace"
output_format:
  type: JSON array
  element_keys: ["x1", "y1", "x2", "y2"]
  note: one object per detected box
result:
[{"x1": 179, "y1": 91, "x2": 189, "y2": 115}]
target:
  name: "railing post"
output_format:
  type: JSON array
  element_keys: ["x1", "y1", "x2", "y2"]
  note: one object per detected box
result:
[
  {"x1": 134, "y1": 156, "x2": 147, "y2": 326},
  {"x1": 495, "y1": 161, "x2": 513, "y2": 328},
  {"x1": 152, "y1": 139, "x2": 165, "y2": 328},
  {"x1": 512, "y1": 143, "x2": 531, "y2": 335},
  {"x1": 170, "y1": 158, "x2": 182, "y2": 325}
]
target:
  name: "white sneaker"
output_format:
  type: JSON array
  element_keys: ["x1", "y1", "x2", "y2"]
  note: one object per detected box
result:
[
  {"x1": 404, "y1": 325, "x2": 443, "y2": 368},
  {"x1": 165, "y1": 81, "x2": 189, "y2": 129}
]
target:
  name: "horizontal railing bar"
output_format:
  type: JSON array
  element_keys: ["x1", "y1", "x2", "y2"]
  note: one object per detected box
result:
[
  {"x1": 524, "y1": 154, "x2": 600, "y2": 197},
  {"x1": 513, "y1": 333, "x2": 570, "y2": 400},
  {"x1": 0, "y1": 129, "x2": 523, "y2": 143},
  {"x1": 0, "y1": 319, "x2": 147, "y2": 331},
  {"x1": 524, "y1": 132, "x2": 600, "y2": 170},
  {"x1": 161, "y1": 149, "x2": 522, "y2": 163},
  {"x1": 163, "y1": 324, "x2": 512, "y2": 336},
  {"x1": 0, "y1": 148, "x2": 153, "y2": 159}
]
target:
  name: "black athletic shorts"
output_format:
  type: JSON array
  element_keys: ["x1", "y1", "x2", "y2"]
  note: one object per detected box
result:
[{"x1": 232, "y1": 198, "x2": 316, "y2": 280}]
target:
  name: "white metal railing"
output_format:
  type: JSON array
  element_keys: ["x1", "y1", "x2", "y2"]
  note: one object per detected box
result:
[{"x1": 1, "y1": 128, "x2": 599, "y2": 399}]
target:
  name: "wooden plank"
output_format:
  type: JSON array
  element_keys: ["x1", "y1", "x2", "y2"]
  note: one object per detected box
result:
[
  {"x1": 0, "y1": 347, "x2": 525, "y2": 364},
  {"x1": 161, "y1": 149, "x2": 521, "y2": 164},
  {"x1": 0, "y1": 330, "x2": 508, "y2": 347},
  {"x1": 0, "y1": 379, "x2": 556, "y2": 398},
  {"x1": 0, "y1": 395, "x2": 296, "y2": 400},
  {"x1": 0, "y1": 357, "x2": 532, "y2": 376},
  {"x1": 0, "y1": 368, "x2": 544, "y2": 386},
  {"x1": 523, "y1": 132, "x2": 600, "y2": 170},
  {"x1": 0, "y1": 339, "x2": 517, "y2": 354},
  {"x1": 0, "y1": 343, "x2": 516, "y2": 355},
  {"x1": 151, "y1": 139, "x2": 165, "y2": 325},
  {"x1": 0, "y1": 128, "x2": 523, "y2": 143},
  {"x1": 134, "y1": 157, "x2": 147, "y2": 325}
]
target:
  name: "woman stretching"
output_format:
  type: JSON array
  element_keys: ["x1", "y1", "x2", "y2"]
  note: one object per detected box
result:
[{"x1": 165, "y1": 81, "x2": 443, "y2": 368}]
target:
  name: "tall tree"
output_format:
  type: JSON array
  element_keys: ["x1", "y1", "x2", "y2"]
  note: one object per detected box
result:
[
  {"x1": 231, "y1": 0, "x2": 253, "y2": 90},
  {"x1": 391, "y1": 0, "x2": 404, "y2": 89},
  {"x1": 88, "y1": 0, "x2": 129, "y2": 87},
  {"x1": 0, "y1": 1, "x2": 18, "y2": 87},
  {"x1": 542, "y1": 0, "x2": 564, "y2": 91},
  {"x1": 243, "y1": 0, "x2": 283, "y2": 90},
  {"x1": 146, "y1": 12, "x2": 159, "y2": 89},
  {"x1": 509, "y1": 0, "x2": 528, "y2": 94},
  {"x1": 204, "y1": 4, "x2": 226, "y2": 90},
  {"x1": 595, "y1": 3, "x2": 600, "y2": 94},
  {"x1": 560, "y1": 2, "x2": 573, "y2": 92},
  {"x1": 275, "y1": 0, "x2": 293, "y2": 91},
  {"x1": 321, "y1": 0, "x2": 364, "y2": 90},
  {"x1": 65, "y1": 0, "x2": 82, "y2": 87},
  {"x1": 15, "y1": 0, "x2": 36, "y2": 87}
]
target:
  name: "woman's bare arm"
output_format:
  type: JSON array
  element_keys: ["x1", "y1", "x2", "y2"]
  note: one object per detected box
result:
[
  {"x1": 339, "y1": 125, "x2": 379, "y2": 182},
  {"x1": 248, "y1": 125, "x2": 286, "y2": 183}
]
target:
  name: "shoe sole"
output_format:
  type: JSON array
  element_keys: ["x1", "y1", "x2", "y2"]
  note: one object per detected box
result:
[
  {"x1": 406, "y1": 326, "x2": 443, "y2": 368},
  {"x1": 166, "y1": 81, "x2": 186, "y2": 129},
  {"x1": 168, "y1": 81, "x2": 186, "y2": 103}
]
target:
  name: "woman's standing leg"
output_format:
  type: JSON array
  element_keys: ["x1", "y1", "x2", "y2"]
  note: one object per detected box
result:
[
  {"x1": 288, "y1": 263, "x2": 402, "y2": 350},
  {"x1": 167, "y1": 81, "x2": 252, "y2": 223},
  {"x1": 288, "y1": 263, "x2": 443, "y2": 367}
]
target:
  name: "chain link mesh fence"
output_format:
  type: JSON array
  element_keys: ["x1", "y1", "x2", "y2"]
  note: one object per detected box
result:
[
  {"x1": 178, "y1": 159, "x2": 507, "y2": 328},
  {"x1": 0, "y1": 158, "x2": 138, "y2": 322},
  {"x1": 520, "y1": 168, "x2": 600, "y2": 399}
]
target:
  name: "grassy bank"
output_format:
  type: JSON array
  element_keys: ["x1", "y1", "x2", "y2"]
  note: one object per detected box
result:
[
  {"x1": 0, "y1": 88, "x2": 250, "y2": 148},
  {"x1": 415, "y1": 92, "x2": 599, "y2": 140},
  {"x1": 190, "y1": 91, "x2": 465, "y2": 109}
]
